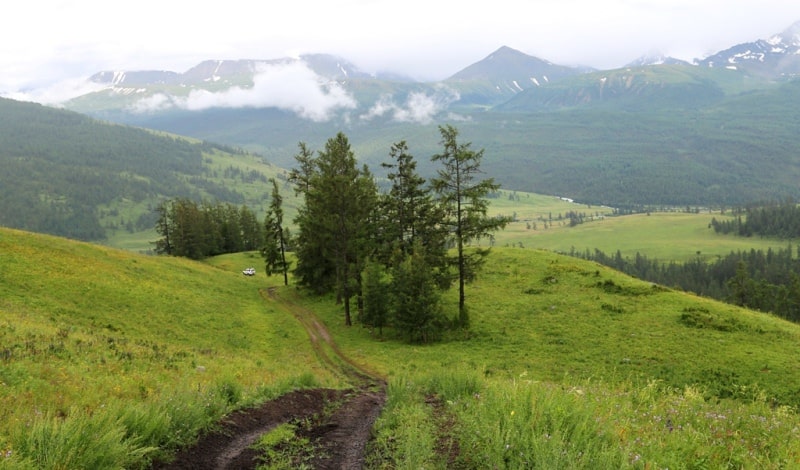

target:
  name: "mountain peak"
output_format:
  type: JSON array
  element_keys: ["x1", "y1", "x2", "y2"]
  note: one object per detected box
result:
[
  {"x1": 698, "y1": 19, "x2": 800, "y2": 77},
  {"x1": 447, "y1": 46, "x2": 575, "y2": 82},
  {"x1": 773, "y1": 20, "x2": 800, "y2": 47},
  {"x1": 486, "y1": 45, "x2": 542, "y2": 60},
  {"x1": 626, "y1": 53, "x2": 691, "y2": 67}
]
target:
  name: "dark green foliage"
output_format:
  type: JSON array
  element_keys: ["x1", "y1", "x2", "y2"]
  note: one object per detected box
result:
[
  {"x1": 390, "y1": 248, "x2": 445, "y2": 343},
  {"x1": 289, "y1": 128, "x2": 506, "y2": 336},
  {"x1": 0, "y1": 98, "x2": 244, "y2": 241},
  {"x1": 360, "y1": 260, "x2": 391, "y2": 336},
  {"x1": 290, "y1": 143, "x2": 334, "y2": 295},
  {"x1": 711, "y1": 199, "x2": 800, "y2": 238},
  {"x1": 576, "y1": 246, "x2": 800, "y2": 323},
  {"x1": 153, "y1": 198, "x2": 263, "y2": 259},
  {"x1": 293, "y1": 133, "x2": 377, "y2": 325},
  {"x1": 377, "y1": 141, "x2": 450, "y2": 289},
  {"x1": 262, "y1": 179, "x2": 290, "y2": 285}
]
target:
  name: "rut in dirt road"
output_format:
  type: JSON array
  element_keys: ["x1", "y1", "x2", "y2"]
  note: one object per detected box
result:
[{"x1": 151, "y1": 287, "x2": 386, "y2": 470}]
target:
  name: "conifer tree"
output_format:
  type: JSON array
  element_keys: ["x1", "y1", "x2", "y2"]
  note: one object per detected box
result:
[
  {"x1": 379, "y1": 142, "x2": 449, "y2": 280},
  {"x1": 391, "y1": 243, "x2": 444, "y2": 343},
  {"x1": 262, "y1": 178, "x2": 290, "y2": 285},
  {"x1": 431, "y1": 125, "x2": 510, "y2": 328},
  {"x1": 294, "y1": 132, "x2": 377, "y2": 325}
]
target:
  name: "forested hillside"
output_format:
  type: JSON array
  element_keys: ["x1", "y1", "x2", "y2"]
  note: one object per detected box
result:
[{"x1": 0, "y1": 98, "x2": 265, "y2": 241}]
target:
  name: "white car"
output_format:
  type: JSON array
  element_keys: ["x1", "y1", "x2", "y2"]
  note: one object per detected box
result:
[{"x1": 242, "y1": 267, "x2": 256, "y2": 276}]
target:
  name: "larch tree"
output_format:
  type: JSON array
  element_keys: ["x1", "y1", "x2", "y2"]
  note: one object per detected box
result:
[
  {"x1": 430, "y1": 124, "x2": 510, "y2": 328},
  {"x1": 380, "y1": 140, "x2": 450, "y2": 288},
  {"x1": 262, "y1": 178, "x2": 290, "y2": 286}
]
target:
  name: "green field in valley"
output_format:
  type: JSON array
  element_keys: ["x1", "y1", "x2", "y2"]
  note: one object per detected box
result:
[{"x1": 488, "y1": 192, "x2": 795, "y2": 262}]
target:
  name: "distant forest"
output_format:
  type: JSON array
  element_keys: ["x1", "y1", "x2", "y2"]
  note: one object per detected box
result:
[
  {"x1": 573, "y1": 201, "x2": 800, "y2": 323},
  {"x1": 0, "y1": 98, "x2": 247, "y2": 241},
  {"x1": 710, "y1": 199, "x2": 800, "y2": 239}
]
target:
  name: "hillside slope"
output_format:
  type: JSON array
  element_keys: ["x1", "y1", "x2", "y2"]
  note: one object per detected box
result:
[
  {"x1": 2, "y1": 228, "x2": 800, "y2": 466},
  {"x1": 311, "y1": 247, "x2": 800, "y2": 406},
  {"x1": 0, "y1": 227, "x2": 340, "y2": 465},
  {"x1": 0, "y1": 98, "x2": 288, "y2": 243}
]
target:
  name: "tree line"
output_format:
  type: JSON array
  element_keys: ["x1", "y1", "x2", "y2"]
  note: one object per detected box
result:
[
  {"x1": 711, "y1": 199, "x2": 800, "y2": 239},
  {"x1": 153, "y1": 198, "x2": 263, "y2": 259},
  {"x1": 572, "y1": 246, "x2": 800, "y2": 323}
]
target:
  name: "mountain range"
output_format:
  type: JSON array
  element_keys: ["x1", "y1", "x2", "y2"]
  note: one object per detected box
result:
[{"x1": 66, "y1": 20, "x2": 800, "y2": 117}]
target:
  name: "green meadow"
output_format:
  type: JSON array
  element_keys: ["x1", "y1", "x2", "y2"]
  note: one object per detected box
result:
[
  {"x1": 2, "y1": 226, "x2": 800, "y2": 468},
  {"x1": 489, "y1": 193, "x2": 794, "y2": 262}
]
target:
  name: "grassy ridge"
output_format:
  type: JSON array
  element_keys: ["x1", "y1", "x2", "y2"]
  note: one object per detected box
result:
[{"x1": 0, "y1": 228, "x2": 339, "y2": 467}]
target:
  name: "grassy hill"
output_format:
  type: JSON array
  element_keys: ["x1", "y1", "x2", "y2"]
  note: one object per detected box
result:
[
  {"x1": 2, "y1": 227, "x2": 799, "y2": 467},
  {"x1": 0, "y1": 228, "x2": 338, "y2": 467},
  {"x1": 306, "y1": 248, "x2": 800, "y2": 467}
]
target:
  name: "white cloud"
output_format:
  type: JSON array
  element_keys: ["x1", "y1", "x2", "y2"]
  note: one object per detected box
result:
[
  {"x1": 127, "y1": 61, "x2": 357, "y2": 121},
  {"x1": 129, "y1": 93, "x2": 176, "y2": 113},
  {"x1": 3, "y1": 77, "x2": 105, "y2": 105},
  {"x1": 361, "y1": 87, "x2": 460, "y2": 124}
]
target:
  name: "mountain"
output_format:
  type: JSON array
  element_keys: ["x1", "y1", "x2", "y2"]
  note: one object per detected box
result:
[
  {"x1": 0, "y1": 97, "x2": 285, "y2": 242},
  {"x1": 89, "y1": 70, "x2": 180, "y2": 86},
  {"x1": 43, "y1": 19, "x2": 800, "y2": 210},
  {"x1": 697, "y1": 20, "x2": 800, "y2": 77},
  {"x1": 89, "y1": 54, "x2": 370, "y2": 88},
  {"x1": 494, "y1": 64, "x2": 747, "y2": 111},
  {"x1": 626, "y1": 53, "x2": 691, "y2": 67},
  {"x1": 444, "y1": 46, "x2": 588, "y2": 107}
]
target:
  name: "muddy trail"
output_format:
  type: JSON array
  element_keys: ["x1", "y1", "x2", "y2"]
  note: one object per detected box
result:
[{"x1": 152, "y1": 288, "x2": 386, "y2": 470}]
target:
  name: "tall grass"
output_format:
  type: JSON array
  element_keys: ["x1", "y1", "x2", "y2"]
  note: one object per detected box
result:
[
  {"x1": 455, "y1": 378, "x2": 624, "y2": 469},
  {"x1": 367, "y1": 375, "x2": 439, "y2": 469},
  {"x1": 370, "y1": 372, "x2": 800, "y2": 469},
  {"x1": 304, "y1": 246, "x2": 800, "y2": 467}
]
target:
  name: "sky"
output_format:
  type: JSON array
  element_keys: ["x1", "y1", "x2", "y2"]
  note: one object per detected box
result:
[{"x1": 4, "y1": 0, "x2": 800, "y2": 102}]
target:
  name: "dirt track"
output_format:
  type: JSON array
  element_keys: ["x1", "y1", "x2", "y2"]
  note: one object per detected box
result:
[{"x1": 151, "y1": 288, "x2": 386, "y2": 469}]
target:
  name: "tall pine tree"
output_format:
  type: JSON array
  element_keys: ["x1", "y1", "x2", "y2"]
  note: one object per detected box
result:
[
  {"x1": 294, "y1": 133, "x2": 377, "y2": 325},
  {"x1": 431, "y1": 125, "x2": 509, "y2": 328},
  {"x1": 380, "y1": 142, "x2": 449, "y2": 281},
  {"x1": 262, "y1": 178, "x2": 290, "y2": 286}
]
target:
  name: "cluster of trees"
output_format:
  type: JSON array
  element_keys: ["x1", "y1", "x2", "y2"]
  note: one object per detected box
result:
[
  {"x1": 153, "y1": 198, "x2": 262, "y2": 259},
  {"x1": 711, "y1": 199, "x2": 800, "y2": 239},
  {"x1": 151, "y1": 126, "x2": 507, "y2": 341},
  {"x1": 266, "y1": 126, "x2": 508, "y2": 341},
  {"x1": 573, "y1": 246, "x2": 800, "y2": 323}
]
